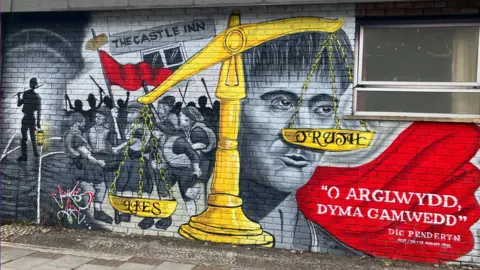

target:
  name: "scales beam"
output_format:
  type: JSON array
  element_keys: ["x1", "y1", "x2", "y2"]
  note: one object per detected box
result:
[{"x1": 137, "y1": 16, "x2": 344, "y2": 104}]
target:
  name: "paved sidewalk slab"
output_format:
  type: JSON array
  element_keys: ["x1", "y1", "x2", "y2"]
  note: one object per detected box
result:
[
  {"x1": 43, "y1": 254, "x2": 94, "y2": 269},
  {"x1": 33, "y1": 265, "x2": 71, "y2": 270},
  {"x1": 194, "y1": 267, "x2": 230, "y2": 270},
  {"x1": 88, "y1": 258, "x2": 124, "y2": 267},
  {"x1": 30, "y1": 252, "x2": 64, "y2": 260},
  {"x1": 115, "y1": 262, "x2": 157, "y2": 270},
  {"x1": 0, "y1": 243, "x2": 213, "y2": 270},
  {"x1": 2, "y1": 256, "x2": 52, "y2": 269},
  {"x1": 128, "y1": 257, "x2": 163, "y2": 265},
  {"x1": 154, "y1": 261, "x2": 196, "y2": 270},
  {"x1": 2, "y1": 242, "x2": 128, "y2": 261},
  {"x1": 1, "y1": 247, "x2": 36, "y2": 263},
  {"x1": 1, "y1": 236, "x2": 445, "y2": 270},
  {"x1": 76, "y1": 265, "x2": 115, "y2": 270}
]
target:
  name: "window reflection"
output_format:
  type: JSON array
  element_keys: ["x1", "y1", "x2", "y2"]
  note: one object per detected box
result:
[{"x1": 362, "y1": 26, "x2": 479, "y2": 83}]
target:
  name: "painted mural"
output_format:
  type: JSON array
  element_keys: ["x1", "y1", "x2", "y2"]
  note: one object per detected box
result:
[{"x1": 1, "y1": 7, "x2": 480, "y2": 265}]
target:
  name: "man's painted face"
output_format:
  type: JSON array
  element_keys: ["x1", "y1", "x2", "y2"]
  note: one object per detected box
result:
[
  {"x1": 127, "y1": 109, "x2": 140, "y2": 123},
  {"x1": 178, "y1": 112, "x2": 190, "y2": 128},
  {"x1": 240, "y1": 78, "x2": 344, "y2": 193},
  {"x1": 153, "y1": 128, "x2": 164, "y2": 141},
  {"x1": 157, "y1": 104, "x2": 171, "y2": 116},
  {"x1": 78, "y1": 119, "x2": 85, "y2": 129},
  {"x1": 95, "y1": 114, "x2": 106, "y2": 126}
]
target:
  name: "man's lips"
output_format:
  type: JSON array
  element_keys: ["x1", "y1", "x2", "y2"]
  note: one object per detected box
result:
[{"x1": 278, "y1": 153, "x2": 309, "y2": 167}]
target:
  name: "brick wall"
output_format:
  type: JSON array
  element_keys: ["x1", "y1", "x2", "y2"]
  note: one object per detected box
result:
[
  {"x1": 1, "y1": 2, "x2": 480, "y2": 266},
  {"x1": 357, "y1": 0, "x2": 480, "y2": 16}
]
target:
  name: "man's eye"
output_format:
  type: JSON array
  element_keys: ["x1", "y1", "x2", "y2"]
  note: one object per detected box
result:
[
  {"x1": 314, "y1": 105, "x2": 334, "y2": 117},
  {"x1": 270, "y1": 98, "x2": 295, "y2": 114}
]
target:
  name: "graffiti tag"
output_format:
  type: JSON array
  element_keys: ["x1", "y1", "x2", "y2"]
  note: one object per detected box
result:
[{"x1": 51, "y1": 183, "x2": 94, "y2": 224}]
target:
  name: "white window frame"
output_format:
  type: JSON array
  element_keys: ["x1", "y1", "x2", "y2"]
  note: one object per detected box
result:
[
  {"x1": 353, "y1": 22, "x2": 480, "y2": 118},
  {"x1": 141, "y1": 43, "x2": 188, "y2": 70}
]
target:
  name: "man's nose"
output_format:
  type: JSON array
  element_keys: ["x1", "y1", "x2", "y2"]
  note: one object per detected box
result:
[{"x1": 292, "y1": 105, "x2": 313, "y2": 129}]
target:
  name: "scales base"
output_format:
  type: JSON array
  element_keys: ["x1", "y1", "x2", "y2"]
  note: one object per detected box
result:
[{"x1": 179, "y1": 195, "x2": 274, "y2": 247}]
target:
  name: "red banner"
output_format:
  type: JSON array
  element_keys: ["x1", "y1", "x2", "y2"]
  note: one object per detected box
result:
[
  {"x1": 99, "y1": 50, "x2": 173, "y2": 91},
  {"x1": 297, "y1": 122, "x2": 480, "y2": 263}
]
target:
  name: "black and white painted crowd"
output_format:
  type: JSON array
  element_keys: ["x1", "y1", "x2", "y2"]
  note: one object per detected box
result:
[{"x1": 62, "y1": 85, "x2": 219, "y2": 230}]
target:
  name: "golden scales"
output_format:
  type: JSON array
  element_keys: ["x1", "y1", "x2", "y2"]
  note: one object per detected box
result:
[{"x1": 133, "y1": 11, "x2": 374, "y2": 246}]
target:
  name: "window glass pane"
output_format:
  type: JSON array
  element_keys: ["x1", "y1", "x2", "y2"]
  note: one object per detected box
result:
[
  {"x1": 362, "y1": 26, "x2": 479, "y2": 82},
  {"x1": 356, "y1": 90, "x2": 480, "y2": 115},
  {"x1": 164, "y1": 46, "x2": 184, "y2": 66},
  {"x1": 143, "y1": 51, "x2": 164, "y2": 68}
]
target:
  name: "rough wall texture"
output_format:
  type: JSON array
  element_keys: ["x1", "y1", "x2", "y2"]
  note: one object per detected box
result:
[
  {"x1": 1, "y1": 3, "x2": 480, "y2": 266},
  {"x1": 0, "y1": 0, "x2": 407, "y2": 13},
  {"x1": 356, "y1": 0, "x2": 480, "y2": 16}
]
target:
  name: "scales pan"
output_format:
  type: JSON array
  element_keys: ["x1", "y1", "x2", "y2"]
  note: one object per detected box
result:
[
  {"x1": 109, "y1": 194, "x2": 177, "y2": 218},
  {"x1": 282, "y1": 128, "x2": 375, "y2": 152}
]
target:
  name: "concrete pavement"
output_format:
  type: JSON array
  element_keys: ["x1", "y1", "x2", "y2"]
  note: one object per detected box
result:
[
  {"x1": 1, "y1": 227, "x2": 464, "y2": 270},
  {"x1": 1, "y1": 242, "x2": 228, "y2": 270}
]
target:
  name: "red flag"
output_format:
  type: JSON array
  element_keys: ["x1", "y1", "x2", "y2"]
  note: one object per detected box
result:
[
  {"x1": 297, "y1": 122, "x2": 480, "y2": 263},
  {"x1": 99, "y1": 50, "x2": 173, "y2": 91}
]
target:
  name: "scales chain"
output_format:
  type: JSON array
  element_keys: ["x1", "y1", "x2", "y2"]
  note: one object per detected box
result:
[
  {"x1": 109, "y1": 113, "x2": 141, "y2": 195},
  {"x1": 137, "y1": 106, "x2": 151, "y2": 198},
  {"x1": 288, "y1": 36, "x2": 330, "y2": 129},
  {"x1": 143, "y1": 105, "x2": 174, "y2": 197},
  {"x1": 328, "y1": 35, "x2": 341, "y2": 130},
  {"x1": 333, "y1": 34, "x2": 370, "y2": 132},
  {"x1": 288, "y1": 33, "x2": 370, "y2": 132}
]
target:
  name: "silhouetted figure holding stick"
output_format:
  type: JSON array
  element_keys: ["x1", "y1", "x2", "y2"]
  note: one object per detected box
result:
[
  {"x1": 85, "y1": 91, "x2": 103, "y2": 131},
  {"x1": 116, "y1": 92, "x2": 130, "y2": 141},
  {"x1": 16, "y1": 77, "x2": 42, "y2": 162},
  {"x1": 198, "y1": 96, "x2": 215, "y2": 131},
  {"x1": 173, "y1": 102, "x2": 182, "y2": 113},
  {"x1": 65, "y1": 94, "x2": 87, "y2": 117},
  {"x1": 104, "y1": 96, "x2": 114, "y2": 110}
]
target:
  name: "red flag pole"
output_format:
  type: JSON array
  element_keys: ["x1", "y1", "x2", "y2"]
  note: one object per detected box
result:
[{"x1": 91, "y1": 28, "x2": 115, "y2": 103}]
